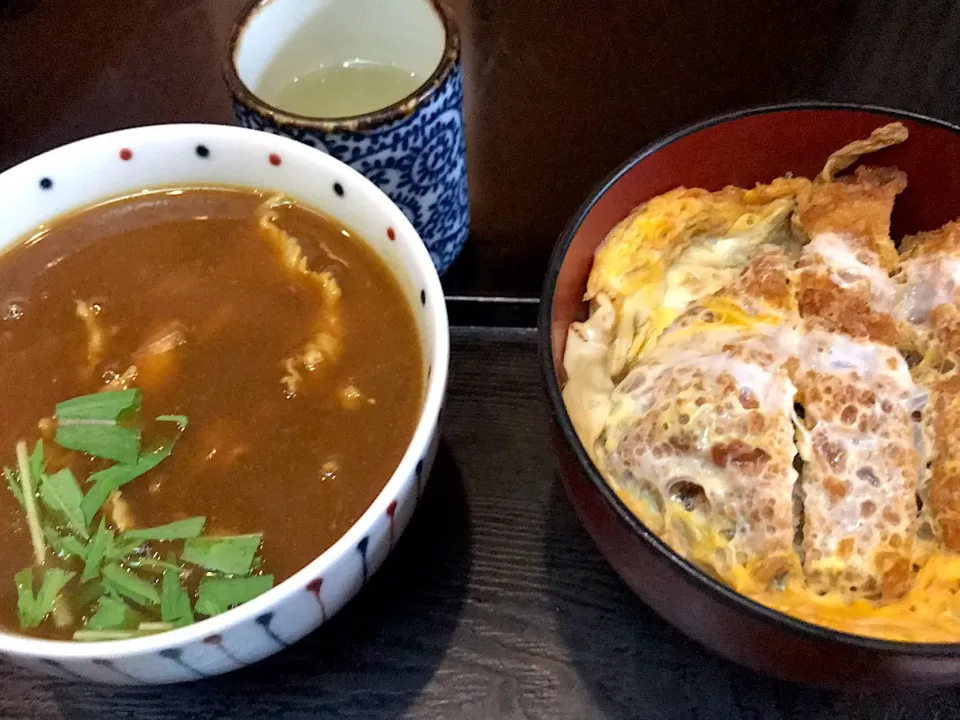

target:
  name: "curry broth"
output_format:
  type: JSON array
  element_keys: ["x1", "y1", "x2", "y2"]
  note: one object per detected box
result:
[{"x1": 0, "y1": 188, "x2": 422, "y2": 638}]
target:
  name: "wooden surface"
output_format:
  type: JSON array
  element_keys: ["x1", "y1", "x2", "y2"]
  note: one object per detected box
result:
[
  {"x1": 3, "y1": 0, "x2": 960, "y2": 296},
  {"x1": 0, "y1": 328, "x2": 958, "y2": 718}
]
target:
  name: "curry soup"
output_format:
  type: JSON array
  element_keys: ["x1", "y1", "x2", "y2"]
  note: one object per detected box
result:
[{"x1": 0, "y1": 188, "x2": 422, "y2": 640}]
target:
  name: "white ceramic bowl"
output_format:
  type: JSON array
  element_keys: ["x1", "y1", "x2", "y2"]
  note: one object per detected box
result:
[{"x1": 0, "y1": 124, "x2": 449, "y2": 684}]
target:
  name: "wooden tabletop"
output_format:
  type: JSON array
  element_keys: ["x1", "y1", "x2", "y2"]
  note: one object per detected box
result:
[
  {"x1": 3, "y1": 0, "x2": 960, "y2": 297},
  {"x1": 0, "y1": 328, "x2": 958, "y2": 718}
]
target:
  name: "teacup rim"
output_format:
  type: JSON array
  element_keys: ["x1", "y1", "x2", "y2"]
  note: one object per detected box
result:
[{"x1": 222, "y1": 0, "x2": 461, "y2": 133}]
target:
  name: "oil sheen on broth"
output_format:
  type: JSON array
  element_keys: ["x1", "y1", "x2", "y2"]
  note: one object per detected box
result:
[
  {"x1": 0, "y1": 189, "x2": 422, "y2": 639},
  {"x1": 272, "y1": 61, "x2": 422, "y2": 118}
]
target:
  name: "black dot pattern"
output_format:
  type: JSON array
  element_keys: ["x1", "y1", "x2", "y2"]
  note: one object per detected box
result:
[
  {"x1": 333, "y1": 182, "x2": 344, "y2": 197},
  {"x1": 420, "y1": 290, "x2": 426, "y2": 306},
  {"x1": 196, "y1": 145, "x2": 210, "y2": 158},
  {"x1": 39, "y1": 177, "x2": 52, "y2": 190}
]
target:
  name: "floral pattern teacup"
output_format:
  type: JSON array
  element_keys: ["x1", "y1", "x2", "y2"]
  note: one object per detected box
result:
[{"x1": 224, "y1": 0, "x2": 469, "y2": 274}]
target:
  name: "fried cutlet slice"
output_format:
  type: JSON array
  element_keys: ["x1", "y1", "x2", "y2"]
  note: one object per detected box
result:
[
  {"x1": 601, "y1": 249, "x2": 802, "y2": 586},
  {"x1": 893, "y1": 221, "x2": 960, "y2": 549},
  {"x1": 794, "y1": 165, "x2": 907, "y2": 345},
  {"x1": 793, "y1": 330, "x2": 920, "y2": 600}
]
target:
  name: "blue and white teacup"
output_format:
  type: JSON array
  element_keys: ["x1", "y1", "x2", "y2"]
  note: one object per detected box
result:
[{"x1": 224, "y1": 0, "x2": 469, "y2": 274}]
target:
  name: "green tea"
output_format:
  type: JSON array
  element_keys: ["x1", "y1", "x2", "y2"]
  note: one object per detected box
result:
[{"x1": 273, "y1": 61, "x2": 423, "y2": 119}]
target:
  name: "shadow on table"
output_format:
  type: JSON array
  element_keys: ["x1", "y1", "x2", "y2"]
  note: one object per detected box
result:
[
  {"x1": 45, "y1": 440, "x2": 471, "y2": 720},
  {"x1": 543, "y1": 479, "x2": 960, "y2": 720}
]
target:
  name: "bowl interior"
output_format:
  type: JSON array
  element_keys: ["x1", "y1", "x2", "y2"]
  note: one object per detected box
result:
[
  {"x1": 0, "y1": 124, "x2": 439, "y2": 349},
  {"x1": 0, "y1": 123, "x2": 449, "y2": 658},
  {"x1": 542, "y1": 104, "x2": 960, "y2": 651}
]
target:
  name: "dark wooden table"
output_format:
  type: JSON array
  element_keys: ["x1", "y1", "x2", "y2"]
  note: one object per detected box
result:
[{"x1": 5, "y1": 1, "x2": 960, "y2": 717}]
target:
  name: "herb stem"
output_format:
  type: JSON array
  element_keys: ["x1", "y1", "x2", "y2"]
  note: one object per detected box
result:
[
  {"x1": 16, "y1": 440, "x2": 45, "y2": 566},
  {"x1": 52, "y1": 599, "x2": 73, "y2": 628},
  {"x1": 137, "y1": 621, "x2": 173, "y2": 631}
]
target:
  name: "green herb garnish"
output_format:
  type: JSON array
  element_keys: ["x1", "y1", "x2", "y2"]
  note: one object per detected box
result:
[
  {"x1": 125, "y1": 557, "x2": 181, "y2": 575},
  {"x1": 73, "y1": 620, "x2": 175, "y2": 642},
  {"x1": 138, "y1": 621, "x2": 174, "y2": 632},
  {"x1": 80, "y1": 443, "x2": 174, "y2": 525},
  {"x1": 15, "y1": 441, "x2": 46, "y2": 566},
  {"x1": 73, "y1": 627, "x2": 166, "y2": 642},
  {"x1": 182, "y1": 534, "x2": 262, "y2": 576},
  {"x1": 72, "y1": 630, "x2": 131, "y2": 641},
  {"x1": 155, "y1": 414, "x2": 188, "y2": 430},
  {"x1": 61, "y1": 535, "x2": 89, "y2": 561},
  {"x1": 55, "y1": 389, "x2": 142, "y2": 421},
  {"x1": 54, "y1": 389, "x2": 143, "y2": 464},
  {"x1": 29, "y1": 440, "x2": 44, "y2": 486},
  {"x1": 81, "y1": 519, "x2": 111, "y2": 583},
  {"x1": 195, "y1": 575, "x2": 274, "y2": 617},
  {"x1": 44, "y1": 525, "x2": 89, "y2": 563},
  {"x1": 122, "y1": 516, "x2": 205, "y2": 542},
  {"x1": 101, "y1": 564, "x2": 160, "y2": 607},
  {"x1": 3, "y1": 466, "x2": 23, "y2": 508},
  {"x1": 80, "y1": 580, "x2": 106, "y2": 607},
  {"x1": 38, "y1": 468, "x2": 88, "y2": 540},
  {"x1": 5, "y1": 440, "x2": 43, "y2": 510},
  {"x1": 104, "y1": 532, "x2": 142, "y2": 562},
  {"x1": 5, "y1": 441, "x2": 44, "y2": 509},
  {"x1": 8, "y1": 388, "x2": 273, "y2": 637},
  {"x1": 42, "y1": 524, "x2": 63, "y2": 555},
  {"x1": 160, "y1": 569, "x2": 193, "y2": 627},
  {"x1": 55, "y1": 425, "x2": 141, "y2": 466},
  {"x1": 84, "y1": 593, "x2": 135, "y2": 631},
  {"x1": 15, "y1": 568, "x2": 73, "y2": 629}
]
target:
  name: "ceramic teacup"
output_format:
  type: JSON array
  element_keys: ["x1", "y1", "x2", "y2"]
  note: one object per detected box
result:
[{"x1": 223, "y1": 0, "x2": 469, "y2": 274}]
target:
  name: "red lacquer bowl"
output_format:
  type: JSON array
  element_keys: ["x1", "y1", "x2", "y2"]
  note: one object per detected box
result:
[{"x1": 538, "y1": 104, "x2": 960, "y2": 688}]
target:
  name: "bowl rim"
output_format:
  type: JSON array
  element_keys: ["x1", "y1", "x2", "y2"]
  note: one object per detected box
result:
[
  {"x1": 222, "y1": 0, "x2": 461, "y2": 132},
  {"x1": 0, "y1": 122, "x2": 450, "y2": 659},
  {"x1": 538, "y1": 100, "x2": 960, "y2": 655}
]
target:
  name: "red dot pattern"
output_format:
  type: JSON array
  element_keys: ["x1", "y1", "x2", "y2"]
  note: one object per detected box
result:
[
  {"x1": 269, "y1": 153, "x2": 282, "y2": 166},
  {"x1": 387, "y1": 227, "x2": 396, "y2": 241},
  {"x1": 119, "y1": 148, "x2": 133, "y2": 161}
]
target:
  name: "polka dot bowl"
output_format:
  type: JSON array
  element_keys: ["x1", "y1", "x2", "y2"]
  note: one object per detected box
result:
[{"x1": 0, "y1": 123, "x2": 449, "y2": 684}]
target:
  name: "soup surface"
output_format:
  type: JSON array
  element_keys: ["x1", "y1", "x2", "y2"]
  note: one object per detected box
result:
[{"x1": 0, "y1": 188, "x2": 422, "y2": 640}]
